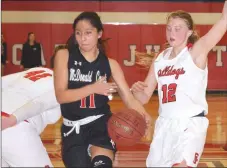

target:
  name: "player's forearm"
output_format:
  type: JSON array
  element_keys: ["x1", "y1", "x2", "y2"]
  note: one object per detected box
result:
[
  {"x1": 123, "y1": 95, "x2": 151, "y2": 128},
  {"x1": 129, "y1": 98, "x2": 148, "y2": 116},
  {"x1": 12, "y1": 91, "x2": 59, "y2": 123},
  {"x1": 132, "y1": 91, "x2": 150, "y2": 105},
  {"x1": 119, "y1": 90, "x2": 148, "y2": 116},
  {"x1": 55, "y1": 84, "x2": 94, "y2": 104},
  {"x1": 12, "y1": 100, "x2": 46, "y2": 123}
]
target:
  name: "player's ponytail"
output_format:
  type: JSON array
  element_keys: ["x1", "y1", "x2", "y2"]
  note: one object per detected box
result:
[
  {"x1": 188, "y1": 30, "x2": 199, "y2": 44},
  {"x1": 66, "y1": 34, "x2": 77, "y2": 49},
  {"x1": 98, "y1": 38, "x2": 111, "y2": 56}
]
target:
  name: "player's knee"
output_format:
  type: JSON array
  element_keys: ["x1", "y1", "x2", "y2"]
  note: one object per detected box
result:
[{"x1": 91, "y1": 155, "x2": 113, "y2": 167}]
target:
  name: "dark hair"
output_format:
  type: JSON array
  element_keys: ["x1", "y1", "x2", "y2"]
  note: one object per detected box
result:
[
  {"x1": 50, "y1": 44, "x2": 68, "y2": 68},
  {"x1": 26, "y1": 32, "x2": 35, "y2": 43},
  {"x1": 66, "y1": 33, "x2": 77, "y2": 49},
  {"x1": 72, "y1": 12, "x2": 109, "y2": 55}
]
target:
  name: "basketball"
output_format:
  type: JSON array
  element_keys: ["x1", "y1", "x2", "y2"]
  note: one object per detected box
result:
[{"x1": 107, "y1": 108, "x2": 147, "y2": 146}]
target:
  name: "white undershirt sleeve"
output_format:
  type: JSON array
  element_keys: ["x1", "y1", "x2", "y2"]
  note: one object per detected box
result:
[{"x1": 12, "y1": 89, "x2": 59, "y2": 123}]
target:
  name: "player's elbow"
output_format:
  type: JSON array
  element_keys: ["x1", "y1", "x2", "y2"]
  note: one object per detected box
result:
[
  {"x1": 55, "y1": 91, "x2": 67, "y2": 104},
  {"x1": 56, "y1": 96, "x2": 66, "y2": 104},
  {"x1": 56, "y1": 91, "x2": 76, "y2": 104}
]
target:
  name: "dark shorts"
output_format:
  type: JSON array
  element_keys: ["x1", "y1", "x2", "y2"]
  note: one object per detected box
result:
[
  {"x1": 192, "y1": 111, "x2": 205, "y2": 117},
  {"x1": 61, "y1": 114, "x2": 117, "y2": 168}
]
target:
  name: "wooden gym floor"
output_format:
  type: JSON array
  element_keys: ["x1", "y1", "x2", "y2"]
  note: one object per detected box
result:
[{"x1": 41, "y1": 94, "x2": 227, "y2": 167}]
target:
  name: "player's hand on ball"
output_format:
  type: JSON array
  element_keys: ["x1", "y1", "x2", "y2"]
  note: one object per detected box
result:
[
  {"x1": 92, "y1": 76, "x2": 118, "y2": 96},
  {"x1": 131, "y1": 81, "x2": 148, "y2": 93},
  {"x1": 1, "y1": 115, "x2": 17, "y2": 131}
]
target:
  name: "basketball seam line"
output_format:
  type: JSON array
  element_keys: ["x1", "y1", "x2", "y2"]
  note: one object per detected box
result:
[
  {"x1": 113, "y1": 115, "x2": 145, "y2": 137},
  {"x1": 108, "y1": 127, "x2": 141, "y2": 141}
]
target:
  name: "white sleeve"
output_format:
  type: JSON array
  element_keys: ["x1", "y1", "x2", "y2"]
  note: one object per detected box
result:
[
  {"x1": 41, "y1": 106, "x2": 61, "y2": 124},
  {"x1": 12, "y1": 89, "x2": 59, "y2": 123},
  {"x1": 2, "y1": 71, "x2": 24, "y2": 89}
]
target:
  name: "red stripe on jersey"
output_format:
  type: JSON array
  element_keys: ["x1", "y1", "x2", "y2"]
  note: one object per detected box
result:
[
  {"x1": 172, "y1": 163, "x2": 180, "y2": 167},
  {"x1": 187, "y1": 43, "x2": 193, "y2": 49},
  {"x1": 172, "y1": 162, "x2": 194, "y2": 167},
  {"x1": 1, "y1": 112, "x2": 29, "y2": 123}
]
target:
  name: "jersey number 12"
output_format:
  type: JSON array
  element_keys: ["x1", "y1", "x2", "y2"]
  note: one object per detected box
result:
[{"x1": 162, "y1": 83, "x2": 177, "y2": 104}]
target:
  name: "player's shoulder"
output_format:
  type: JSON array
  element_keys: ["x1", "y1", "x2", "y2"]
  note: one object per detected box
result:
[
  {"x1": 56, "y1": 48, "x2": 69, "y2": 57},
  {"x1": 108, "y1": 58, "x2": 119, "y2": 67},
  {"x1": 54, "y1": 47, "x2": 69, "y2": 63},
  {"x1": 108, "y1": 58, "x2": 123, "y2": 76}
]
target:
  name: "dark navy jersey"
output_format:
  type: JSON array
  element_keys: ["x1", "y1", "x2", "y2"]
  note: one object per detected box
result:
[{"x1": 61, "y1": 45, "x2": 112, "y2": 120}]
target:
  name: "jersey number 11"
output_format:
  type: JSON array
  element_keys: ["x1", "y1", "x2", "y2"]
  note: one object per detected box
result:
[{"x1": 80, "y1": 94, "x2": 96, "y2": 108}]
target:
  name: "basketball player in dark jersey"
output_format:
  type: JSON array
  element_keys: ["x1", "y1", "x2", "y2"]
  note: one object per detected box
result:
[{"x1": 53, "y1": 12, "x2": 152, "y2": 167}]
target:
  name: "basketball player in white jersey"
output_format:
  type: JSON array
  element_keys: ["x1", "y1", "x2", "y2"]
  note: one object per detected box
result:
[
  {"x1": 131, "y1": 2, "x2": 227, "y2": 167},
  {"x1": 1, "y1": 47, "x2": 64, "y2": 167}
]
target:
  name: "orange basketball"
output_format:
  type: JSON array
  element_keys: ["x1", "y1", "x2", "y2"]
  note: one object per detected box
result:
[{"x1": 107, "y1": 108, "x2": 147, "y2": 146}]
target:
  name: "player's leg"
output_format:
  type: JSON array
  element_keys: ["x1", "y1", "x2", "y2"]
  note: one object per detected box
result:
[
  {"x1": 146, "y1": 116, "x2": 166, "y2": 167},
  {"x1": 61, "y1": 124, "x2": 91, "y2": 167},
  {"x1": 62, "y1": 144, "x2": 91, "y2": 167},
  {"x1": 172, "y1": 117, "x2": 209, "y2": 167},
  {"x1": 146, "y1": 116, "x2": 205, "y2": 167},
  {"x1": 90, "y1": 146, "x2": 114, "y2": 167},
  {"x1": 2, "y1": 122, "x2": 53, "y2": 167},
  {"x1": 89, "y1": 114, "x2": 116, "y2": 168}
]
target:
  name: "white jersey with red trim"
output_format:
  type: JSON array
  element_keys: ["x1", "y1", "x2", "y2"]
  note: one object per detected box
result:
[
  {"x1": 2, "y1": 67, "x2": 60, "y2": 133},
  {"x1": 154, "y1": 46, "x2": 208, "y2": 118},
  {"x1": 2, "y1": 67, "x2": 56, "y2": 114}
]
